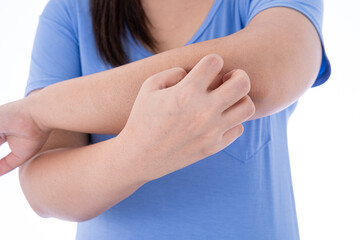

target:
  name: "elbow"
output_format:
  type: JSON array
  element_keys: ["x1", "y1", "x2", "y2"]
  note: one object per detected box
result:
[
  {"x1": 19, "y1": 164, "x2": 98, "y2": 222},
  {"x1": 36, "y1": 210, "x2": 96, "y2": 223},
  {"x1": 249, "y1": 74, "x2": 315, "y2": 119},
  {"x1": 18, "y1": 164, "x2": 54, "y2": 219},
  {"x1": 21, "y1": 192, "x2": 100, "y2": 222},
  {"x1": 56, "y1": 212, "x2": 99, "y2": 223},
  {"x1": 28, "y1": 203, "x2": 93, "y2": 222},
  {"x1": 249, "y1": 86, "x2": 280, "y2": 119},
  {"x1": 247, "y1": 47, "x2": 320, "y2": 119},
  {"x1": 60, "y1": 209, "x2": 102, "y2": 222},
  {"x1": 18, "y1": 164, "x2": 48, "y2": 218},
  {"x1": 23, "y1": 194, "x2": 100, "y2": 222}
]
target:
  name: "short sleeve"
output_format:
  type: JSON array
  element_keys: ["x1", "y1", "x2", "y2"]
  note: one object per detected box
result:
[
  {"x1": 25, "y1": 0, "x2": 81, "y2": 96},
  {"x1": 244, "y1": 0, "x2": 331, "y2": 87}
]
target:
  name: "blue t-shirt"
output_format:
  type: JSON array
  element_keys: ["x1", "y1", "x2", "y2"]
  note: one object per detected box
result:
[{"x1": 26, "y1": 0, "x2": 331, "y2": 239}]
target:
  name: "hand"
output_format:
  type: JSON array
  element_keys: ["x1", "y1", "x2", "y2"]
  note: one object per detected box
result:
[
  {"x1": 0, "y1": 99, "x2": 50, "y2": 176},
  {"x1": 120, "y1": 54, "x2": 255, "y2": 181}
]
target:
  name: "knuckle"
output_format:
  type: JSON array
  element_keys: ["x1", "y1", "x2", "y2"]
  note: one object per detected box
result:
[
  {"x1": 174, "y1": 87, "x2": 192, "y2": 108},
  {"x1": 234, "y1": 70, "x2": 251, "y2": 93},
  {"x1": 235, "y1": 69, "x2": 249, "y2": 80},
  {"x1": 204, "y1": 54, "x2": 224, "y2": 68},
  {"x1": 171, "y1": 67, "x2": 187, "y2": 81}
]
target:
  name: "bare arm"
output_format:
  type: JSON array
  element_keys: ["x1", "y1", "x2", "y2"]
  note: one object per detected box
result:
[
  {"x1": 28, "y1": 7, "x2": 321, "y2": 135},
  {"x1": 19, "y1": 57, "x2": 255, "y2": 221},
  {"x1": 0, "y1": 7, "x2": 321, "y2": 175},
  {"x1": 19, "y1": 129, "x2": 147, "y2": 222}
]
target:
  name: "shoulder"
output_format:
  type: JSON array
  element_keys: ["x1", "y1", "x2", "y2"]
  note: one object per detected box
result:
[
  {"x1": 39, "y1": 0, "x2": 92, "y2": 39},
  {"x1": 40, "y1": 0, "x2": 87, "y2": 24},
  {"x1": 244, "y1": 0, "x2": 324, "y2": 26}
]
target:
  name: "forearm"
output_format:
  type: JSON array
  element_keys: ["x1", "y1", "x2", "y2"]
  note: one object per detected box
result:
[
  {"x1": 19, "y1": 134, "x2": 148, "y2": 222},
  {"x1": 28, "y1": 8, "x2": 321, "y2": 135},
  {"x1": 27, "y1": 40, "x2": 222, "y2": 135},
  {"x1": 19, "y1": 55, "x2": 255, "y2": 221}
]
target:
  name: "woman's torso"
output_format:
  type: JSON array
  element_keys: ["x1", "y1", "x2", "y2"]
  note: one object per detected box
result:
[
  {"x1": 78, "y1": 0, "x2": 299, "y2": 239},
  {"x1": 27, "y1": 0, "x2": 330, "y2": 239}
]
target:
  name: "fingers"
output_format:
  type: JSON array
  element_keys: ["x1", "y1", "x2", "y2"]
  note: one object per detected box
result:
[
  {"x1": 180, "y1": 54, "x2": 224, "y2": 90},
  {"x1": 211, "y1": 69, "x2": 251, "y2": 111},
  {"x1": 222, "y1": 95, "x2": 255, "y2": 130},
  {"x1": 0, "y1": 152, "x2": 22, "y2": 176},
  {"x1": 220, "y1": 124, "x2": 244, "y2": 149},
  {"x1": 142, "y1": 67, "x2": 187, "y2": 91},
  {"x1": 221, "y1": 69, "x2": 234, "y2": 83}
]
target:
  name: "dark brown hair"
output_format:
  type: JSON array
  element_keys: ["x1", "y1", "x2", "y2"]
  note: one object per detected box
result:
[{"x1": 90, "y1": 0, "x2": 157, "y2": 67}]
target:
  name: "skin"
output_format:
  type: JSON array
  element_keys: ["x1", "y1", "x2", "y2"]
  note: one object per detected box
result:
[
  {"x1": 20, "y1": 56, "x2": 255, "y2": 221},
  {"x1": 0, "y1": 2, "x2": 321, "y2": 221}
]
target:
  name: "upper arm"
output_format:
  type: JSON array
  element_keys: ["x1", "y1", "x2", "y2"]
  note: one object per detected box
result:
[
  {"x1": 244, "y1": 0, "x2": 330, "y2": 87},
  {"x1": 26, "y1": 0, "x2": 81, "y2": 96},
  {"x1": 246, "y1": 6, "x2": 322, "y2": 86},
  {"x1": 227, "y1": 6, "x2": 326, "y2": 118},
  {"x1": 24, "y1": 0, "x2": 87, "y2": 150}
]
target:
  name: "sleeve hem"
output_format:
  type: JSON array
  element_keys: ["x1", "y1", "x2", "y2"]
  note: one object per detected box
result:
[{"x1": 25, "y1": 80, "x2": 60, "y2": 97}]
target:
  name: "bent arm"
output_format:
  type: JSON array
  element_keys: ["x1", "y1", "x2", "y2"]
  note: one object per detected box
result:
[
  {"x1": 19, "y1": 132, "x2": 147, "y2": 222},
  {"x1": 28, "y1": 7, "x2": 321, "y2": 135},
  {"x1": 20, "y1": 59, "x2": 255, "y2": 221}
]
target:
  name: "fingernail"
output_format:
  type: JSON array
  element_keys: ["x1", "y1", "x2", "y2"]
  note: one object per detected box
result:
[{"x1": 205, "y1": 54, "x2": 223, "y2": 71}]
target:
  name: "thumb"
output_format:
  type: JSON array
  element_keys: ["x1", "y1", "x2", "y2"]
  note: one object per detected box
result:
[{"x1": 142, "y1": 67, "x2": 187, "y2": 91}]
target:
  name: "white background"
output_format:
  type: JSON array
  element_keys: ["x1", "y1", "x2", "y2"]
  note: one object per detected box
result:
[{"x1": 0, "y1": 0, "x2": 359, "y2": 239}]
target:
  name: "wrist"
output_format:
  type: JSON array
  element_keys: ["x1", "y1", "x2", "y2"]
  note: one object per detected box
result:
[
  {"x1": 114, "y1": 129, "x2": 158, "y2": 184},
  {"x1": 24, "y1": 91, "x2": 52, "y2": 134}
]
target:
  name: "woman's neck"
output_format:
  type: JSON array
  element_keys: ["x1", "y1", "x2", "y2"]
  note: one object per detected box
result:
[{"x1": 141, "y1": 0, "x2": 215, "y2": 52}]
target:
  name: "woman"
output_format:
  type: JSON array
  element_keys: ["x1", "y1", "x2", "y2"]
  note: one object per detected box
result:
[{"x1": 1, "y1": 0, "x2": 330, "y2": 239}]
